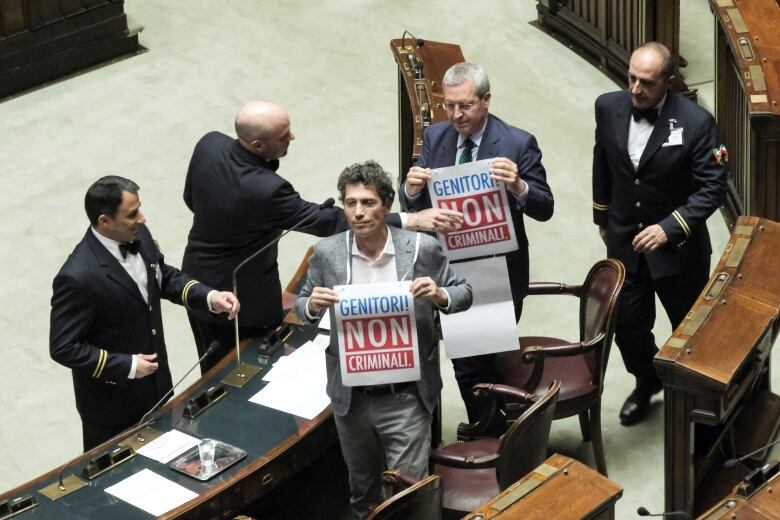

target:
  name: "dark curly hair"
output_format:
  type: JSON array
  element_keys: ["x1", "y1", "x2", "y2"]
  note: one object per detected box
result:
[{"x1": 337, "y1": 160, "x2": 395, "y2": 207}]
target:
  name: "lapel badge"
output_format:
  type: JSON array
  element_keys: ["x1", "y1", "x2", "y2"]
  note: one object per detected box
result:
[{"x1": 712, "y1": 144, "x2": 728, "y2": 167}]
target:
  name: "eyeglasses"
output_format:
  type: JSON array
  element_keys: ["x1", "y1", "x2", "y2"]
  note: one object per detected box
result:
[{"x1": 442, "y1": 97, "x2": 483, "y2": 112}]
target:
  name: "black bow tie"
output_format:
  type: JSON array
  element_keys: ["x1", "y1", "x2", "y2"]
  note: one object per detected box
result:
[
  {"x1": 632, "y1": 106, "x2": 658, "y2": 124},
  {"x1": 119, "y1": 240, "x2": 140, "y2": 259}
]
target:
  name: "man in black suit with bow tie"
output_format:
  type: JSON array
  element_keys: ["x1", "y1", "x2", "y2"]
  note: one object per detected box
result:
[
  {"x1": 50, "y1": 176, "x2": 240, "y2": 450},
  {"x1": 592, "y1": 42, "x2": 727, "y2": 425}
]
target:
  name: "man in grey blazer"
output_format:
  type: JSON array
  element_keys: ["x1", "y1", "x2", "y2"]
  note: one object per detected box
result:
[{"x1": 296, "y1": 161, "x2": 472, "y2": 519}]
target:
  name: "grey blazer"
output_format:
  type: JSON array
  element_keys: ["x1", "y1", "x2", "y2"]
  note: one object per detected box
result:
[{"x1": 295, "y1": 227, "x2": 472, "y2": 416}]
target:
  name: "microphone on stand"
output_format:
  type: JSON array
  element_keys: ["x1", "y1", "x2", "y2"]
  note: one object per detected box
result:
[
  {"x1": 53, "y1": 341, "x2": 220, "y2": 493},
  {"x1": 134, "y1": 340, "x2": 220, "y2": 432},
  {"x1": 636, "y1": 506, "x2": 691, "y2": 519},
  {"x1": 226, "y1": 198, "x2": 336, "y2": 385},
  {"x1": 723, "y1": 436, "x2": 780, "y2": 468}
]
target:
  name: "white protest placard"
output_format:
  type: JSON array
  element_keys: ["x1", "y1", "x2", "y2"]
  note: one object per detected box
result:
[
  {"x1": 334, "y1": 281, "x2": 420, "y2": 386},
  {"x1": 440, "y1": 257, "x2": 519, "y2": 358},
  {"x1": 428, "y1": 159, "x2": 519, "y2": 261}
]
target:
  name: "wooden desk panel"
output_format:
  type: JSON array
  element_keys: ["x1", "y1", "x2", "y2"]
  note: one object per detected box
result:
[
  {"x1": 698, "y1": 463, "x2": 780, "y2": 519},
  {"x1": 463, "y1": 453, "x2": 622, "y2": 520},
  {"x1": 712, "y1": 0, "x2": 780, "y2": 223},
  {"x1": 654, "y1": 216, "x2": 780, "y2": 517},
  {"x1": 0, "y1": 325, "x2": 337, "y2": 520},
  {"x1": 390, "y1": 38, "x2": 464, "y2": 183}
]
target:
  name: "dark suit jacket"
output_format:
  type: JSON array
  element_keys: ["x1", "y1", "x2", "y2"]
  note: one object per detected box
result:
[
  {"x1": 592, "y1": 90, "x2": 727, "y2": 278},
  {"x1": 182, "y1": 132, "x2": 401, "y2": 329},
  {"x1": 50, "y1": 225, "x2": 212, "y2": 427},
  {"x1": 399, "y1": 114, "x2": 554, "y2": 302}
]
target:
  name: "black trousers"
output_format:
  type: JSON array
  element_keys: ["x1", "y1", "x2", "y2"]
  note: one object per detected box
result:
[
  {"x1": 187, "y1": 312, "x2": 271, "y2": 375},
  {"x1": 452, "y1": 301, "x2": 523, "y2": 424},
  {"x1": 614, "y1": 254, "x2": 710, "y2": 388},
  {"x1": 82, "y1": 421, "x2": 133, "y2": 452}
]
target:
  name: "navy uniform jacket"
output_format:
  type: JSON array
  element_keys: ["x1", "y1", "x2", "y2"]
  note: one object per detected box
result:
[
  {"x1": 399, "y1": 114, "x2": 553, "y2": 302},
  {"x1": 50, "y1": 225, "x2": 212, "y2": 427},
  {"x1": 592, "y1": 90, "x2": 727, "y2": 278},
  {"x1": 182, "y1": 132, "x2": 402, "y2": 329}
]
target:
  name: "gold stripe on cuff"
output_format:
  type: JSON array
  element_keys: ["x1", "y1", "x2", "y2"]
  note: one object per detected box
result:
[
  {"x1": 92, "y1": 349, "x2": 107, "y2": 378},
  {"x1": 672, "y1": 211, "x2": 691, "y2": 237},
  {"x1": 181, "y1": 280, "x2": 200, "y2": 308},
  {"x1": 593, "y1": 202, "x2": 609, "y2": 211}
]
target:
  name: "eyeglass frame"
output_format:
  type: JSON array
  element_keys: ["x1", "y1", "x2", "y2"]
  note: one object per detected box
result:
[{"x1": 441, "y1": 94, "x2": 487, "y2": 113}]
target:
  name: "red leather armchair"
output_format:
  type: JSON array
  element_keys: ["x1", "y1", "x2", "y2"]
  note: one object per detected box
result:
[{"x1": 494, "y1": 259, "x2": 625, "y2": 476}]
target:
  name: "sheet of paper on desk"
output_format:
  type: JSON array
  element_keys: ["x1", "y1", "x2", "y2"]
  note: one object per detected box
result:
[
  {"x1": 249, "y1": 378, "x2": 330, "y2": 419},
  {"x1": 136, "y1": 429, "x2": 199, "y2": 463},
  {"x1": 249, "y1": 338, "x2": 329, "y2": 419},
  {"x1": 104, "y1": 468, "x2": 198, "y2": 516},
  {"x1": 262, "y1": 356, "x2": 292, "y2": 382}
]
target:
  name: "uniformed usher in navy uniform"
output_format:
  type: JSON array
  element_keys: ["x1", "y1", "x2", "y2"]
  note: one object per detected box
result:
[
  {"x1": 592, "y1": 89, "x2": 727, "y2": 390},
  {"x1": 50, "y1": 225, "x2": 212, "y2": 450}
]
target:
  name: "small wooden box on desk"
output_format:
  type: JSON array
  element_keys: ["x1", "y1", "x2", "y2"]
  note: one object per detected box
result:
[{"x1": 463, "y1": 453, "x2": 622, "y2": 520}]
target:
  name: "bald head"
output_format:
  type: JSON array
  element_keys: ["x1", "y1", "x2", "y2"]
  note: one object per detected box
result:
[
  {"x1": 235, "y1": 101, "x2": 295, "y2": 160},
  {"x1": 628, "y1": 42, "x2": 674, "y2": 110},
  {"x1": 632, "y1": 42, "x2": 674, "y2": 78}
]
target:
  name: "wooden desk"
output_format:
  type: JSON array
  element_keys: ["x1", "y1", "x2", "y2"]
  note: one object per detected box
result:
[
  {"x1": 655, "y1": 216, "x2": 780, "y2": 516},
  {"x1": 0, "y1": 324, "x2": 337, "y2": 519},
  {"x1": 711, "y1": 0, "x2": 780, "y2": 225},
  {"x1": 463, "y1": 453, "x2": 622, "y2": 520},
  {"x1": 697, "y1": 462, "x2": 780, "y2": 519}
]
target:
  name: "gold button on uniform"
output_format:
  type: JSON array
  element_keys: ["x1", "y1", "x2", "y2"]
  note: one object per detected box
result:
[
  {"x1": 148, "y1": 305, "x2": 153, "y2": 311},
  {"x1": 634, "y1": 179, "x2": 641, "y2": 186},
  {"x1": 638, "y1": 223, "x2": 645, "y2": 229},
  {"x1": 635, "y1": 201, "x2": 642, "y2": 208},
  {"x1": 151, "y1": 328, "x2": 157, "y2": 336}
]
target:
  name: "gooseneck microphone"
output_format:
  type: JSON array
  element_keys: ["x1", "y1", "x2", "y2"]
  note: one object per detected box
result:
[
  {"x1": 723, "y1": 437, "x2": 780, "y2": 468},
  {"x1": 230, "y1": 198, "x2": 336, "y2": 368},
  {"x1": 401, "y1": 29, "x2": 424, "y2": 48},
  {"x1": 637, "y1": 506, "x2": 691, "y2": 519},
  {"x1": 55, "y1": 341, "x2": 219, "y2": 491},
  {"x1": 135, "y1": 340, "x2": 220, "y2": 429}
]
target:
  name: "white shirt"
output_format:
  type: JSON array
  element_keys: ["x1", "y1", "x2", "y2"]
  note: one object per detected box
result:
[
  {"x1": 305, "y1": 226, "x2": 450, "y2": 318},
  {"x1": 91, "y1": 228, "x2": 220, "y2": 379},
  {"x1": 628, "y1": 95, "x2": 667, "y2": 170},
  {"x1": 350, "y1": 226, "x2": 399, "y2": 285},
  {"x1": 91, "y1": 227, "x2": 147, "y2": 378}
]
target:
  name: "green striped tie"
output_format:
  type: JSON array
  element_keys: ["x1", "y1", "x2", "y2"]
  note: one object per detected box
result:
[{"x1": 458, "y1": 138, "x2": 475, "y2": 164}]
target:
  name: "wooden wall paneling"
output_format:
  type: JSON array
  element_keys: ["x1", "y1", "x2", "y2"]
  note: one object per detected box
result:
[
  {"x1": 82, "y1": 0, "x2": 110, "y2": 8},
  {"x1": 756, "y1": 120, "x2": 780, "y2": 220},
  {"x1": 0, "y1": 0, "x2": 26, "y2": 37},
  {"x1": 25, "y1": 0, "x2": 63, "y2": 29},
  {"x1": 60, "y1": 0, "x2": 86, "y2": 16}
]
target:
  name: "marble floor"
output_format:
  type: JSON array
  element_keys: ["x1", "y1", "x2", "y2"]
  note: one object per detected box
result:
[{"x1": 0, "y1": 1, "x2": 763, "y2": 518}]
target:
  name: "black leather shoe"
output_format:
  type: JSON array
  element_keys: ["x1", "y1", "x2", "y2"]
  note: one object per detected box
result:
[{"x1": 619, "y1": 381, "x2": 663, "y2": 426}]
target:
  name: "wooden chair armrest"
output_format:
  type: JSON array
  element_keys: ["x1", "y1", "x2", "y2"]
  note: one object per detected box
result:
[
  {"x1": 472, "y1": 383, "x2": 535, "y2": 403},
  {"x1": 457, "y1": 384, "x2": 507, "y2": 441},
  {"x1": 382, "y1": 469, "x2": 421, "y2": 492},
  {"x1": 429, "y1": 448, "x2": 498, "y2": 469},
  {"x1": 527, "y1": 282, "x2": 582, "y2": 297},
  {"x1": 521, "y1": 333, "x2": 605, "y2": 361}
]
